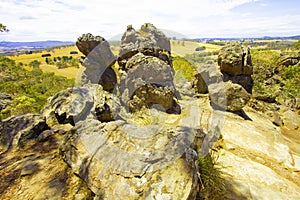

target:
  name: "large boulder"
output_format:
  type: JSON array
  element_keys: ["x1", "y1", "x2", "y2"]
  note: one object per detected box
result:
[
  {"x1": 60, "y1": 118, "x2": 199, "y2": 199},
  {"x1": 119, "y1": 53, "x2": 180, "y2": 114},
  {"x1": 76, "y1": 33, "x2": 117, "y2": 91},
  {"x1": 218, "y1": 42, "x2": 253, "y2": 93},
  {"x1": 42, "y1": 84, "x2": 120, "y2": 126},
  {"x1": 222, "y1": 73, "x2": 253, "y2": 94},
  {"x1": 209, "y1": 81, "x2": 250, "y2": 112},
  {"x1": 118, "y1": 23, "x2": 171, "y2": 69},
  {"x1": 76, "y1": 33, "x2": 105, "y2": 56},
  {"x1": 218, "y1": 42, "x2": 253, "y2": 76},
  {"x1": 193, "y1": 61, "x2": 223, "y2": 94}
]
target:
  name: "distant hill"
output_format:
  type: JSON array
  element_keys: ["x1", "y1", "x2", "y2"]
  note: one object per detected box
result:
[
  {"x1": 0, "y1": 41, "x2": 74, "y2": 51},
  {"x1": 196, "y1": 35, "x2": 300, "y2": 41},
  {"x1": 109, "y1": 28, "x2": 187, "y2": 41}
]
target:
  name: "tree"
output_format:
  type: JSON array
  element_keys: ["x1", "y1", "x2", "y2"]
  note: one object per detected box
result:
[{"x1": 0, "y1": 23, "x2": 9, "y2": 32}]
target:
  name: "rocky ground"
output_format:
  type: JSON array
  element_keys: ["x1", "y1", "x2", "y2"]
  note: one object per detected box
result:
[{"x1": 0, "y1": 23, "x2": 300, "y2": 199}]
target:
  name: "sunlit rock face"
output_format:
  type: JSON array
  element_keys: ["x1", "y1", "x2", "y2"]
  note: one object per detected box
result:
[{"x1": 218, "y1": 42, "x2": 254, "y2": 93}]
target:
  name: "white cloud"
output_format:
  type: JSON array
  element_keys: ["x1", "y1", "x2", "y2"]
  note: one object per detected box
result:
[{"x1": 0, "y1": 0, "x2": 299, "y2": 41}]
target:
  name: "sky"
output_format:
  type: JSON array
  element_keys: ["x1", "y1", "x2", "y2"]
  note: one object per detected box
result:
[{"x1": 0, "y1": 0, "x2": 300, "y2": 41}]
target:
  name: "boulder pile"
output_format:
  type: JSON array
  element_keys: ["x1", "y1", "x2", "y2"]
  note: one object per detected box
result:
[{"x1": 193, "y1": 42, "x2": 253, "y2": 111}]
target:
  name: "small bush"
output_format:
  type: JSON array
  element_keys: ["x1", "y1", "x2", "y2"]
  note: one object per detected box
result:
[{"x1": 197, "y1": 153, "x2": 226, "y2": 200}]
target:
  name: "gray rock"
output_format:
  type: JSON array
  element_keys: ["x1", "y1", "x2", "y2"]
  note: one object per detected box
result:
[
  {"x1": 193, "y1": 61, "x2": 223, "y2": 94},
  {"x1": 76, "y1": 33, "x2": 117, "y2": 91},
  {"x1": 209, "y1": 81, "x2": 250, "y2": 111},
  {"x1": 119, "y1": 53, "x2": 180, "y2": 113},
  {"x1": 118, "y1": 23, "x2": 171, "y2": 69},
  {"x1": 76, "y1": 33, "x2": 105, "y2": 56},
  {"x1": 278, "y1": 55, "x2": 300, "y2": 67},
  {"x1": 222, "y1": 72, "x2": 253, "y2": 94},
  {"x1": 128, "y1": 84, "x2": 181, "y2": 114},
  {"x1": 60, "y1": 118, "x2": 199, "y2": 199},
  {"x1": 218, "y1": 42, "x2": 253, "y2": 76},
  {"x1": 0, "y1": 92, "x2": 12, "y2": 111},
  {"x1": 0, "y1": 113, "x2": 49, "y2": 154},
  {"x1": 42, "y1": 84, "x2": 120, "y2": 126}
]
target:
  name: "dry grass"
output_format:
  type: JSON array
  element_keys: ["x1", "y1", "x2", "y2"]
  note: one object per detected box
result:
[
  {"x1": 8, "y1": 45, "x2": 82, "y2": 79},
  {"x1": 170, "y1": 40, "x2": 221, "y2": 57}
]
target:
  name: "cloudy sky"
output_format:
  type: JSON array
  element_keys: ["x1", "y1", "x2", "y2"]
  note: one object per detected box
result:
[{"x1": 0, "y1": 0, "x2": 299, "y2": 41}]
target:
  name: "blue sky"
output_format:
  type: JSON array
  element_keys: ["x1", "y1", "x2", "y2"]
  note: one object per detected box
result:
[{"x1": 0, "y1": 0, "x2": 299, "y2": 41}]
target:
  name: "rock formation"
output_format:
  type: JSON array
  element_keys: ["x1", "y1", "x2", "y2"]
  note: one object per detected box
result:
[
  {"x1": 193, "y1": 61, "x2": 250, "y2": 112},
  {"x1": 118, "y1": 23, "x2": 172, "y2": 69},
  {"x1": 76, "y1": 33, "x2": 117, "y2": 92},
  {"x1": 118, "y1": 24, "x2": 180, "y2": 114},
  {"x1": 1, "y1": 23, "x2": 300, "y2": 200},
  {"x1": 279, "y1": 54, "x2": 300, "y2": 67},
  {"x1": 218, "y1": 42, "x2": 254, "y2": 93}
]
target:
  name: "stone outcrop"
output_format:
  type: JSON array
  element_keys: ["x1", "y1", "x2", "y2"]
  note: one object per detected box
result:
[
  {"x1": 209, "y1": 81, "x2": 250, "y2": 112},
  {"x1": 0, "y1": 113, "x2": 49, "y2": 154},
  {"x1": 218, "y1": 42, "x2": 254, "y2": 93},
  {"x1": 42, "y1": 84, "x2": 119, "y2": 126},
  {"x1": 76, "y1": 33, "x2": 117, "y2": 92},
  {"x1": 193, "y1": 61, "x2": 250, "y2": 112},
  {"x1": 60, "y1": 118, "x2": 199, "y2": 199},
  {"x1": 279, "y1": 55, "x2": 300, "y2": 67},
  {"x1": 193, "y1": 61, "x2": 223, "y2": 94},
  {"x1": 2, "y1": 23, "x2": 300, "y2": 200},
  {"x1": 0, "y1": 119, "x2": 94, "y2": 199},
  {"x1": 118, "y1": 23, "x2": 172, "y2": 69},
  {"x1": 118, "y1": 24, "x2": 180, "y2": 114},
  {"x1": 0, "y1": 92, "x2": 12, "y2": 111},
  {"x1": 119, "y1": 53, "x2": 180, "y2": 114}
]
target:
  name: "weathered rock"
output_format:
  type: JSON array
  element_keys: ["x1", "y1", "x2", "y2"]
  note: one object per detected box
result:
[
  {"x1": 42, "y1": 84, "x2": 120, "y2": 126},
  {"x1": 0, "y1": 113, "x2": 49, "y2": 154},
  {"x1": 0, "y1": 121, "x2": 94, "y2": 200},
  {"x1": 0, "y1": 92, "x2": 12, "y2": 111},
  {"x1": 253, "y1": 91, "x2": 278, "y2": 103},
  {"x1": 193, "y1": 73, "x2": 208, "y2": 94},
  {"x1": 76, "y1": 33, "x2": 105, "y2": 56},
  {"x1": 118, "y1": 23, "x2": 171, "y2": 69},
  {"x1": 119, "y1": 53, "x2": 180, "y2": 113},
  {"x1": 215, "y1": 107, "x2": 300, "y2": 199},
  {"x1": 193, "y1": 61, "x2": 223, "y2": 94},
  {"x1": 128, "y1": 84, "x2": 181, "y2": 114},
  {"x1": 285, "y1": 98, "x2": 300, "y2": 111},
  {"x1": 76, "y1": 33, "x2": 117, "y2": 91},
  {"x1": 218, "y1": 42, "x2": 253, "y2": 76},
  {"x1": 272, "y1": 111, "x2": 284, "y2": 126},
  {"x1": 217, "y1": 42, "x2": 253, "y2": 93},
  {"x1": 279, "y1": 55, "x2": 300, "y2": 67},
  {"x1": 280, "y1": 109, "x2": 300, "y2": 130},
  {"x1": 209, "y1": 81, "x2": 250, "y2": 112},
  {"x1": 60, "y1": 118, "x2": 199, "y2": 199},
  {"x1": 222, "y1": 72, "x2": 253, "y2": 93}
]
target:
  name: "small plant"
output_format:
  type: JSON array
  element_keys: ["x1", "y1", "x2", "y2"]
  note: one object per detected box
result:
[{"x1": 197, "y1": 152, "x2": 226, "y2": 200}]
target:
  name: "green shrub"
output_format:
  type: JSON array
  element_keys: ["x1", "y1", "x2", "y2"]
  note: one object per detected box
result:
[
  {"x1": 172, "y1": 56, "x2": 196, "y2": 82},
  {"x1": 0, "y1": 57, "x2": 74, "y2": 120}
]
